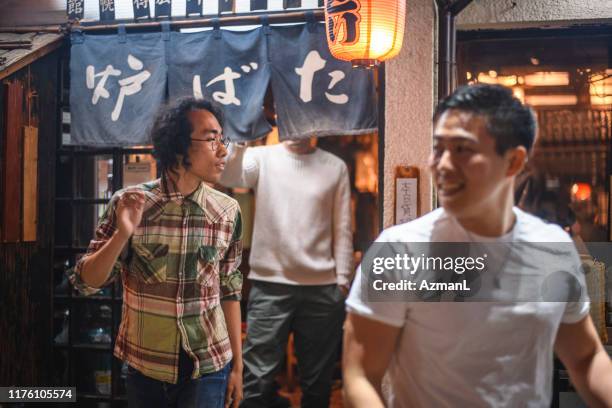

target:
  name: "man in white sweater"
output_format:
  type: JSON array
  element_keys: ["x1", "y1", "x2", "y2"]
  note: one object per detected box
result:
[{"x1": 219, "y1": 137, "x2": 353, "y2": 408}]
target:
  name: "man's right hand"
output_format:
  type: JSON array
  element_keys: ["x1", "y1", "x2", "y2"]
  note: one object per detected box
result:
[{"x1": 116, "y1": 190, "x2": 146, "y2": 238}]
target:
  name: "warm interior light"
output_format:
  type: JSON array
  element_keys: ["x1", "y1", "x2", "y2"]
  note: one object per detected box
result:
[
  {"x1": 512, "y1": 87, "x2": 525, "y2": 103},
  {"x1": 525, "y1": 94, "x2": 577, "y2": 106},
  {"x1": 589, "y1": 69, "x2": 612, "y2": 106},
  {"x1": 571, "y1": 183, "x2": 592, "y2": 201},
  {"x1": 476, "y1": 73, "x2": 517, "y2": 86},
  {"x1": 477, "y1": 72, "x2": 498, "y2": 84},
  {"x1": 523, "y1": 72, "x2": 569, "y2": 87}
]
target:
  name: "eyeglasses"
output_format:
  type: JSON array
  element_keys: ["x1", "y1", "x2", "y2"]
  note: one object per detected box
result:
[{"x1": 191, "y1": 136, "x2": 229, "y2": 152}]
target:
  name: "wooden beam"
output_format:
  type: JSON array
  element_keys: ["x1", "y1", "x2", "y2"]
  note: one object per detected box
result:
[
  {"x1": 22, "y1": 126, "x2": 38, "y2": 242},
  {"x1": 2, "y1": 81, "x2": 24, "y2": 242},
  {"x1": 0, "y1": 26, "x2": 62, "y2": 34}
]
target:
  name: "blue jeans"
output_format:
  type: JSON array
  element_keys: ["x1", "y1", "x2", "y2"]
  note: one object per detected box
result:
[{"x1": 127, "y1": 348, "x2": 230, "y2": 408}]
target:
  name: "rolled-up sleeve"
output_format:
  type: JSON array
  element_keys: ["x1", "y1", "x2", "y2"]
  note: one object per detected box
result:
[
  {"x1": 67, "y1": 193, "x2": 125, "y2": 295},
  {"x1": 219, "y1": 207, "x2": 243, "y2": 301},
  {"x1": 218, "y1": 144, "x2": 259, "y2": 189}
]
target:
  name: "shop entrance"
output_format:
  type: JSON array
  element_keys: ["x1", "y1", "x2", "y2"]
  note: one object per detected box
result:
[
  {"x1": 51, "y1": 20, "x2": 380, "y2": 408},
  {"x1": 457, "y1": 26, "x2": 612, "y2": 408}
]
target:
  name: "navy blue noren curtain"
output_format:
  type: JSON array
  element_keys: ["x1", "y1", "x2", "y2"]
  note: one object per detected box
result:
[
  {"x1": 69, "y1": 23, "x2": 377, "y2": 146},
  {"x1": 69, "y1": 31, "x2": 167, "y2": 146},
  {"x1": 269, "y1": 23, "x2": 377, "y2": 140},
  {"x1": 168, "y1": 27, "x2": 272, "y2": 142}
]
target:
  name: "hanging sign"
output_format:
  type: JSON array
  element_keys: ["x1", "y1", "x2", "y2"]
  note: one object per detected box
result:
[
  {"x1": 154, "y1": 0, "x2": 172, "y2": 17},
  {"x1": 132, "y1": 0, "x2": 151, "y2": 19},
  {"x1": 250, "y1": 0, "x2": 267, "y2": 10},
  {"x1": 283, "y1": 0, "x2": 301, "y2": 8},
  {"x1": 99, "y1": 0, "x2": 116, "y2": 21},
  {"x1": 218, "y1": 0, "x2": 234, "y2": 13},
  {"x1": 186, "y1": 0, "x2": 202, "y2": 15},
  {"x1": 395, "y1": 166, "x2": 419, "y2": 224},
  {"x1": 67, "y1": 0, "x2": 85, "y2": 20}
]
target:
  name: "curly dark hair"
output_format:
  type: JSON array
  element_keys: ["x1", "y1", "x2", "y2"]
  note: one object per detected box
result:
[
  {"x1": 434, "y1": 84, "x2": 537, "y2": 155},
  {"x1": 151, "y1": 97, "x2": 224, "y2": 175}
]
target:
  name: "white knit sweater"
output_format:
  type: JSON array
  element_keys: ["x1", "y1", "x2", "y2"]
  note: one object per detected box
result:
[{"x1": 220, "y1": 143, "x2": 353, "y2": 286}]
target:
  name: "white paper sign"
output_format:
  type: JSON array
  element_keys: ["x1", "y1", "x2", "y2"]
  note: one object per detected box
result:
[
  {"x1": 396, "y1": 178, "x2": 418, "y2": 224},
  {"x1": 123, "y1": 162, "x2": 152, "y2": 188}
]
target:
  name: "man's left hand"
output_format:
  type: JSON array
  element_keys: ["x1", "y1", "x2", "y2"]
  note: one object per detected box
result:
[
  {"x1": 225, "y1": 363, "x2": 243, "y2": 408},
  {"x1": 338, "y1": 284, "x2": 350, "y2": 298}
]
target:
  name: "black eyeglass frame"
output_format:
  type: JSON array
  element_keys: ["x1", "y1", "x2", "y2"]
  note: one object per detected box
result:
[{"x1": 190, "y1": 136, "x2": 230, "y2": 151}]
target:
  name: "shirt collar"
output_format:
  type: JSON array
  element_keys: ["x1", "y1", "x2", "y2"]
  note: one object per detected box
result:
[{"x1": 160, "y1": 173, "x2": 207, "y2": 213}]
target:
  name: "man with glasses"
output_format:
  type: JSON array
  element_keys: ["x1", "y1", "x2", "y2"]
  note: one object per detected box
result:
[
  {"x1": 220, "y1": 137, "x2": 353, "y2": 408},
  {"x1": 68, "y1": 98, "x2": 244, "y2": 408}
]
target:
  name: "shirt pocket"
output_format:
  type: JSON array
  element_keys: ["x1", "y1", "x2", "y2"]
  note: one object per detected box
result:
[
  {"x1": 197, "y1": 245, "x2": 219, "y2": 288},
  {"x1": 130, "y1": 242, "x2": 169, "y2": 284}
]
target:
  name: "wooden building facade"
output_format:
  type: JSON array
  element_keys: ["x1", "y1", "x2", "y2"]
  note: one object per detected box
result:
[{"x1": 0, "y1": 33, "x2": 65, "y2": 386}]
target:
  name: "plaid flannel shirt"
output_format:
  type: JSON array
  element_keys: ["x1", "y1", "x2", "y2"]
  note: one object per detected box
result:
[{"x1": 68, "y1": 177, "x2": 243, "y2": 383}]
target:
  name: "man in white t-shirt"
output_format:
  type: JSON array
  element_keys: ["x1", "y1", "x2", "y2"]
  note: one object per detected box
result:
[{"x1": 343, "y1": 84, "x2": 612, "y2": 407}]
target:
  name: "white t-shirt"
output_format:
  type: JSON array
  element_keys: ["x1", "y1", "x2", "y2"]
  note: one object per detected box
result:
[{"x1": 346, "y1": 207, "x2": 590, "y2": 408}]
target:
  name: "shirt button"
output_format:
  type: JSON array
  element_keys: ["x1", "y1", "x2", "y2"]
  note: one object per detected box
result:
[{"x1": 177, "y1": 296, "x2": 182, "y2": 302}]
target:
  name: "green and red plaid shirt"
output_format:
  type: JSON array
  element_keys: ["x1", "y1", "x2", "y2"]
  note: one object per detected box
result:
[{"x1": 69, "y1": 176, "x2": 243, "y2": 383}]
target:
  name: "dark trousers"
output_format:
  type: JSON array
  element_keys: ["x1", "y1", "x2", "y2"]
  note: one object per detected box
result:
[
  {"x1": 241, "y1": 281, "x2": 345, "y2": 408},
  {"x1": 127, "y1": 347, "x2": 230, "y2": 408}
]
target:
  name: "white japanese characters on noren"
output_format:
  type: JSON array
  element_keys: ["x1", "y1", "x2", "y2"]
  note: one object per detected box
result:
[
  {"x1": 85, "y1": 54, "x2": 151, "y2": 122},
  {"x1": 133, "y1": 0, "x2": 149, "y2": 9},
  {"x1": 295, "y1": 50, "x2": 349, "y2": 105},
  {"x1": 192, "y1": 62, "x2": 258, "y2": 106},
  {"x1": 100, "y1": 0, "x2": 115, "y2": 12}
]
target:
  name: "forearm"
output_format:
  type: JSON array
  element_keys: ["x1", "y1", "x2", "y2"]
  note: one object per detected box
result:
[
  {"x1": 335, "y1": 248, "x2": 353, "y2": 287},
  {"x1": 568, "y1": 348, "x2": 612, "y2": 407},
  {"x1": 81, "y1": 230, "x2": 129, "y2": 288},
  {"x1": 221, "y1": 300, "x2": 243, "y2": 369},
  {"x1": 343, "y1": 313, "x2": 399, "y2": 408},
  {"x1": 334, "y1": 170, "x2": 354, "y2": 286},
  {"x1": 219, "y1": 144, "x2": 250, "y2": 188},
  {"x1": 343, "y1": 374, "x2": 385, "y2": 408},
  {"x1": 334, "y1": 220, "x2": 353, "y2": 286}
]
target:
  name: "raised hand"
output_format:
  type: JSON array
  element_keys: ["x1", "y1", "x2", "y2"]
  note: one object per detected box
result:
[{"x1": 115, "y1": 190, "x2": 146, "y2": 239}]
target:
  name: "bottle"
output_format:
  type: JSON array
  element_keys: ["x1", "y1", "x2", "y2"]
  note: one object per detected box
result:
[{"x1": 94, "y1": 357, "x2": 111, "y2": 395}]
